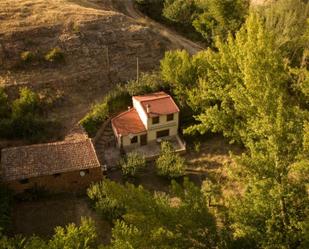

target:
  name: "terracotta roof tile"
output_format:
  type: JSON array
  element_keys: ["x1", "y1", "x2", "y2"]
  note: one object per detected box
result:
[
  {"x1": 133, "y1": 91, "x2": 179, "y2": 117},
  {"x1": 1, "y1": 139, "x2": 100, "y2": 181},
  {"x1": 112, "y1": 108, "x2": 146, "y2": 136}
]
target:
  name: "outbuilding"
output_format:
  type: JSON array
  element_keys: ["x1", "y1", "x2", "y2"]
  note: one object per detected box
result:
[{"x1": 0, "y1": 138, "x2": 102, "y2": 193}]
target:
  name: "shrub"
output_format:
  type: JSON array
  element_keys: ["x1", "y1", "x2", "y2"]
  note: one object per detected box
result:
[
  {"x1": 126, "y1": 71, "x2": 167, "y2": 96},
  {"x1": 45, "y1": 47, "x2": 64, "y2": 62},
  {"x1": 80, "y1": 86, "x2": 131, "y2": 136},
  {"x1": 88, "y1": 180, "x2": 126, "y2": 221},
  {"x1": 80, "y1": 102, "x2": 109, "y2": 137},
  {"x1": 20, "y1": 51, "x2": 34, "y2": 63},
  {"x1": 156, "y1": 141, "x2": 185, "y2": 178},
  {"x1": 120, "y1": 152, "x2": 146, "y2": 177}
]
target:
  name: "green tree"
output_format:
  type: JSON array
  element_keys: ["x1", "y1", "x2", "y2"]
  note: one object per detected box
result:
[
  {"x1": 160, "y1": 50, "x2": 197, "y2": 106},
  {"x1": 260, "y1": 0, "x2": 309, "y2": 66},
  {"x1": 120, "y1": 152, "x2": 146, "y2": 177},
  {"x1": 0, "y1": 218, "x2": 98, "y2": 249},
  {"x1": 89, "y1": 178, "x2": 218, "y2": 249},
  {"x1": 156, "y1": 141, "x2": 185, "y2": 178}
]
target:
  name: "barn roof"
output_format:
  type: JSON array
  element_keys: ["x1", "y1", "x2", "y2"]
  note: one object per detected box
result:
[{"x1": 1, "y1": 139, "x2": 100, "y2": 181}]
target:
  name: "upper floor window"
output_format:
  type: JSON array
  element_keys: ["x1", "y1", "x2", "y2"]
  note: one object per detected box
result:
[
  {"x1": 167, "y1": 113, "x2": 174, "y2": 121},
  {"x1": 152, "y1": 116, "x2": 159, "y2": 125}
]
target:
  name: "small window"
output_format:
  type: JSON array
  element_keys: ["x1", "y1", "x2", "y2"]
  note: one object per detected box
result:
[
  {"x1": 156, "y1": 129, "x2": 170, "y2": 138},
  {"x1": 130, "y1": 136, "x2": 138, "y2": 144},
  {"x1": 19, "y1": 178, "x2": 29, "y2": 184},
  {"x1": 152, "y1": 116, "x2": 159, "y2": 124},
  {"x1": 53, "y1": 173, "x2": 61, "y2": 178},
  {"x1": 167, "y1": 114, "x2": 174, "y2": 121}
]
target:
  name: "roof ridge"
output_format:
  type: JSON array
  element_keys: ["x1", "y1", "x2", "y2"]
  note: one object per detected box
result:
[
  {"x1": 1, "y1": 138, "x2": 92, "y2": 152},
  {"x1": 139, "y1": 95, "x2": 170, "y2": 103}
]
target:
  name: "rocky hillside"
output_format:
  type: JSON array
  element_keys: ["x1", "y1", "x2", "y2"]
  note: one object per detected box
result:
[{"x1": 0, "y1": 0, "x2": 177, "y2": 136}]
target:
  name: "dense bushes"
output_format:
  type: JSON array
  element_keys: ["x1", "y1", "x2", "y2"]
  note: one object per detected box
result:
[
  {"x1": 88, "y1": 178, "x2": 218, "y2": 248},
  {"x1": 156, "y1": 141, "x2": 185, "y2": 178},
  {"x1": 79, "y1": 87, "x2": 131, "y2": 136},
  {"x1": 0, "y1": 218, "x2": 98, "y2": 249},
  {"x1": 120, "y1": 152, "x2": 146, "y2": 177},
  {"x1": 0, "y1": 87, "x2": 60, "y2": 141},
  {"x1": 136, "y1": 0, "x2": 249, "y2": 46}
]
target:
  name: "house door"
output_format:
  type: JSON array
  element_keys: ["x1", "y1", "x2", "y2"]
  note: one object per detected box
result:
[{"x1": 140, "y1": 134, "x2": 147, "y2": 146}]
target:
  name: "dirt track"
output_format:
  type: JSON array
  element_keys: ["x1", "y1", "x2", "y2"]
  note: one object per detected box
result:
[{"x1": 111, "y1": 0, "x2": 204, "y2": 54}]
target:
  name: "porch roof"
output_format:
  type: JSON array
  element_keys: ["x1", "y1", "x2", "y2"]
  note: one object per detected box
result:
[{"x1": 111, "y1": 108, "x2": 146, "y2": 136}]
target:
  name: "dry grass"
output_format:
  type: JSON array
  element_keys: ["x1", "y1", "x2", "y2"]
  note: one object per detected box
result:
[{"x1": 0, "y1": 0, "x2": 114, "y2": 33}]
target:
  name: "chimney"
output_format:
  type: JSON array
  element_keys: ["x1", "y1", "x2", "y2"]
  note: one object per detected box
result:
[{"x1": 146, "y1": 104, "x2": 151, "y2": 113}]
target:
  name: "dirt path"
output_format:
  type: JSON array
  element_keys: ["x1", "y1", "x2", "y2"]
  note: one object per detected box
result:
[{"x1": 111, "y1": 0, "x2": 204, "y2": 54}]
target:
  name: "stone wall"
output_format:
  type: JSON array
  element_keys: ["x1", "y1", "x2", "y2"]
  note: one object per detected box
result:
[{"x1": 5, "y1": 167, "x2": 103, "y2": 194}]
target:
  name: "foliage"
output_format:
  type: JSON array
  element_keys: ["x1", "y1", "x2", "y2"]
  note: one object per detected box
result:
[
  {"x1": 120, "y1": 152, "x2": 146, "y2": 177},
  {"x1": 126, "y1": 71, "x2": 167, "y2": 96},
  {"x1": 156, "y1": 141, "x2": 185, "y2": 178},
  {"x1": 20, "y1": 51, "x2": 34, "y2": 63},
  {"x1": 45, "y1": 47, "x2": 64, "y2": 63},
  {"x1": 160, "y1": 50, "x2": 197, "y2": 106},
  {"x1": 0, "y1": 218, "x2": 98, "y2": 249},
  {"x1": 80, "y1": 86, "x2": 131, "y2": 136},
  {"x1": 89, "y1": 178, "x2": 218, "y2": 249},
  {"x1": 0, "y1": 87, "x2": 58, "y2": 141},
  {"x1": 138, "y1": 0, "x2": 249, "y2": 46},
  {"x1": 88, "y1": 180, "x2": 126, "y2": 221},
  {"x1": 259, "y1": 0, "x2": 309, "y2": 66}
]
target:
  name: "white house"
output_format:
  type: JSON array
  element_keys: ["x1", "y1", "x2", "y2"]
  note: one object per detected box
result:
[{"x1": 111, "y1": 92, "x2": 180, "y2": 148}]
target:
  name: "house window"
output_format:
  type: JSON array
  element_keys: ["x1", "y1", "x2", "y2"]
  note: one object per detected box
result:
[
  {"x1": 130, "y1": 136, "x2": 138, "y2": 144},
  {"x1": 19, "y1": 178, "x2": 29, "y2": 184},
  {"x1": 53, "y1": 173, "x2": 61, "y2": 178},
  {"x1": 156, "y1": 129, "x2": 170, "y2": 138},
  {"x1": 152, "y1": 116, "x2": 159, "y2": 124},
  {"x1": 167, "y1": 114, "x2": 174, "y2": 121}
]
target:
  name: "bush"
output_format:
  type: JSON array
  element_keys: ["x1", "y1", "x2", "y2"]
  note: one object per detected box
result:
[
  {"x1": 120, "y1": 152, "x2": 146, "y2": 177},
  {"x1": 20, "y1": 51, "x2": 34, "y2": 63},
  {"x1": 126, "y1": 71, "x2": 167, "y2": 96},
  {"x1": 80, "y1": 102, "x2": 109, "y2": 137},
  {"x1": 88, "y1": 180, "x2": 126, "y2": 221},
  {"x1": 156, "y1": 141, "x2": 185, "y2": 178},
  {"x1": 80, "y1": 86, "x2": 131, "y2": 136},
  {"x1": 0, "y1": 87, "x2": 59, "y2": 141},
  {"x1": 45, "y1": 47, "x2": 64, "y2": 62}
]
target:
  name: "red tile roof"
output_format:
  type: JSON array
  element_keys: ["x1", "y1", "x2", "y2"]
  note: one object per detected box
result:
[
  {"x1": 133, "y1": 91, "x2": 179, "y2": 117},
  {"x1": 112, "y1": 108, "x2": 146, "y2": 136},
  {"x1": 1, "y1": 139, "x2": 100, "y2": 181}
]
